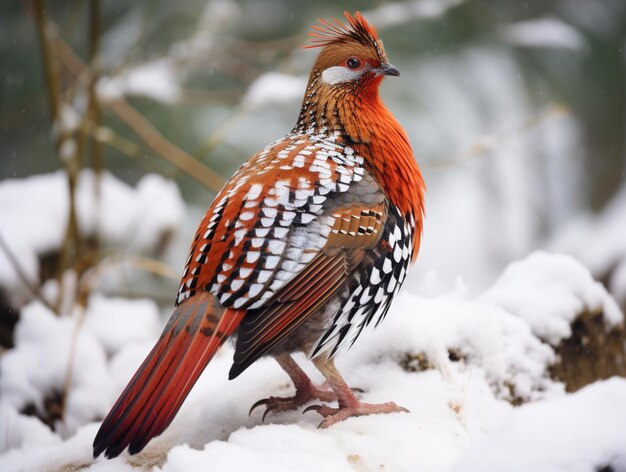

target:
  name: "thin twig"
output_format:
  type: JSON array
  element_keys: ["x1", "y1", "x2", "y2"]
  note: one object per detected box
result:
[
  {"x1": 30, "y1": 0, "x2": 82, "y2": 313},
  {"x1": 60, "y1": 252, "x2": 177, "y2": 430},
  {"x1": 106, "y1": 98, "x2": 225, "y2": 191},
  {"x1": 31, "y1": 0, "x2": 60, "y2": 120},
  {"x1": 0, "y1": 233, "x2": 55, "y2": 312},
  {"x1": 59, "y1": 303, "x2": 85, "y2": 436},
  {"x1": 87, "y1": 0, "x2": 104, "y2": 251},
  {"x1": 81, "y1": 120, "x2": 143, "y2": 158},
  {"x1": 76, "y1": 254, "x2": 177, "y2": 307}
]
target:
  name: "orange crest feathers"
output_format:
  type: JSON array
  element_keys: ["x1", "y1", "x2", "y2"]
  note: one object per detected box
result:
[{"x1": 306, "y1": 11, "x2": 379, "y2": 49}]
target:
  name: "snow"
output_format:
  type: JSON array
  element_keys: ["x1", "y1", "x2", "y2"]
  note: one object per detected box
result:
[
  {"x1": 451, "y1": 378, "x2": 626, "y2": 472},
  {"x1": 499, "y1": 17, "x2": 588, "y2": 51},
  {"x1": 482, "y1": 251, "x2": 623, "y2": 344},
  {"x1": 0, "y1": 170, "x2": 184, "y2": 307},
  {"x1": 243, "y1": 72, "x2": 307, "y2": 109},
  {"x1": 366, "y1": 0, "x2": 465, "y2": 27},
  {"x1": 1, "y1": 250, "x2": 624, "y2": 471},
  {"x1": 612, "y1": 260, "x2": 626, "y2": 309},
  {"x1": 97, "y1": 59, "x2": 182, "y2": 104},
  {"x1": 0, "y1": 294, "x2": 162, "y2": 457},
  {"x1": 84, "y1": 295, "x2": 162, "y2": 356},
  {"x1": 0, "y1": 302, "x2": 113, "y2": 441},
  {"x1": 551, "y1": 185, "x2": 626, "y2": 284}
]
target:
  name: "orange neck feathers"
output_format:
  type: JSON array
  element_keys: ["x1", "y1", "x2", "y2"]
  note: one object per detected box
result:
[{"x1": 295, "y1": 12, "x2": 426, "y2": 258}]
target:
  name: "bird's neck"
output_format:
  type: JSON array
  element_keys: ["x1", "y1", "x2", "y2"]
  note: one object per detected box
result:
[{"x1": 293, "y1": 70, "x2": 426, "y2": 259}]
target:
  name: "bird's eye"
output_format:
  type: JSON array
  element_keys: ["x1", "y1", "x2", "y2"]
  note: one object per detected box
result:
[{"x1": 346, "y1": 57, "x2": 362, "y2": 70}]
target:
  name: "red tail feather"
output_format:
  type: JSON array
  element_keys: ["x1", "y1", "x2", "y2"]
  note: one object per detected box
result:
[{"x1": 93, "y1": 292, "x2": 244, "y2": 458}]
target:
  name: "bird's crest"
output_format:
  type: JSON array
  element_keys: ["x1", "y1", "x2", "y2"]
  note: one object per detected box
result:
[{"x1": 306, "y1": 11, "x2": 380, "y2": 51}]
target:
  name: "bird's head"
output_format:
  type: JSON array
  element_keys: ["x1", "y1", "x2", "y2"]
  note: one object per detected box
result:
[{"x1": 306, "y1": 11, "x2": 399, "y2": 94}]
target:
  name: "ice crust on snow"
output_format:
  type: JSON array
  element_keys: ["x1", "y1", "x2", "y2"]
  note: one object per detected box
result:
[
  {"x1": 0, "y1": 170, "x2": 184, "y2": 306},
  {"x1": 1, "y1": 251, "x2": 624, "y2": 471}
]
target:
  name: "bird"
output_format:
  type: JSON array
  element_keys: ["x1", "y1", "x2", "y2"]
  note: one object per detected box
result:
[{"x1": 93, "y1": 11, "x2": 425, "y2": 459}]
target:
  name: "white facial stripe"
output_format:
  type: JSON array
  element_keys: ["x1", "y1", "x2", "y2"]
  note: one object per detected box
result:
[{"x1": 321, "y1": 66, "x2": 360, "y2": 85}]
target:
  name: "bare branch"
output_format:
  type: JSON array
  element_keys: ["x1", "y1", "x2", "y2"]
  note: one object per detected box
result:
[
  {"x1": 0, "y1": 233, "x2": 55, "y2": 312},
  {"x1": 105, "y1": 98, "x2": 225, "y2": 192},
  {"x1": 29, "y1": 0, "x2": 83, "y2": 313},
  {"x1": 81, "y1": 120, "x2": 143, "y2": 158}
]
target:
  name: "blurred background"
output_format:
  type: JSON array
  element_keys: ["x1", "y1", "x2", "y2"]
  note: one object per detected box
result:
[{"x1": 1, "y1": 0, "x2": 625, "y2": 328}]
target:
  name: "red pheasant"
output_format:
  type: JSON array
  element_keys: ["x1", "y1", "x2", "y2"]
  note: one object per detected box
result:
[{"x1": 93, "y1": 11, "x2": 425, "y2": 459}]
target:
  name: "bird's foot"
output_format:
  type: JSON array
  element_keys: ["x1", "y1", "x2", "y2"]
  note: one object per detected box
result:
[
  {"x1": 303, "y1": 401, "x2": 409, "y2": 428},
  {"x1": 249, "y1": 384, "x2": 338, "y2": 422}
]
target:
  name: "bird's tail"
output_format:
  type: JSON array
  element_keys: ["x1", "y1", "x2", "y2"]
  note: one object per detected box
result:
[{"x1": 93, "y1": 292, "x2": 244, "y2": 459}]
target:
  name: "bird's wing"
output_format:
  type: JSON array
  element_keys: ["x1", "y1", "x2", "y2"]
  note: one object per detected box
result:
[
  {"x1": 176, "y1": 131, "x2": 368, "y2": 311},
  {"x1": 229, "y1": 200, "x2": 387, "y2": 378}
]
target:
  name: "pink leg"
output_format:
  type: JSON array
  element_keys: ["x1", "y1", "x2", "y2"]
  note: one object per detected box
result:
[
  {"x1": 249, "y1": 354, "x2": 337, "y2": 421},
  {"x1": 304, "y1": 356, "x2": 409, "y2": 428}
]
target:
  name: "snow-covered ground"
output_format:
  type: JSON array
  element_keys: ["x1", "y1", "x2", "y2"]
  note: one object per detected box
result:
[{"x1": 1, "y1": 233, "x2": 624, "y2": 471}]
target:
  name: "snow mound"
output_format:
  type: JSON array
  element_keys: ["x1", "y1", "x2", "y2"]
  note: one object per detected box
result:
[
  {"x1": 0, "y1": 302, "x2": 112, "y2": 441},
  {"x1": 482, "y1": 251, "x2": 623, "y2": 344},
  {"x1": 451, "y1": 378, "x2": 626, "y2": 472},
  {"x1": 85, "y1": 295, "x2": 162, "y2": 356},
  {"x1": 346, "y1": 290, "x2": 559, "y2": 404},
  {"x1": 0, "y1": 170, "x2": 184, "y2": 307},
  {"x1": 0, "y1": 295, "x2": 162, "y2": 453}
]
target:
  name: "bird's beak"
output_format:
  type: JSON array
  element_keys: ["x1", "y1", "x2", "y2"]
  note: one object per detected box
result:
[{"x1": 375, "y1": 62, "x2": 400, "y2": 77}]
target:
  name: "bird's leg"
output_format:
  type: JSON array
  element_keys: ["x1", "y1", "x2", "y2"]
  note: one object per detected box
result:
[
  {"x1": 249, "y1": 354, "x2": 337, "y2": 421},
  {"x1": 304, "y1": 356, "x2": 409, "y2": 428}
]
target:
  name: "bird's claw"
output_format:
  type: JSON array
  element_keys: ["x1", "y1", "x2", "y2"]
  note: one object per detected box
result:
[
  {"x1": 249, "y1": 394, "x2": 325, "y2": 422},
  {"x1": 305, "y1": 401, "x2": 410, "y2": 428},
  {"x1": 249, "y1": 383, "x2": 357, "y2": 422},
  {"x1": 249, "y1": 396, "x2": 292, "y2": 423},
  {"x1": 304, "y1": 404, "x2": 335, "y2": 416},
  {"x1": 302, "y1": 404, "x2": 325, "y2": 415},
  {"x1": 249, "y1": 398, "x2": 269, "y2": 417}
]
